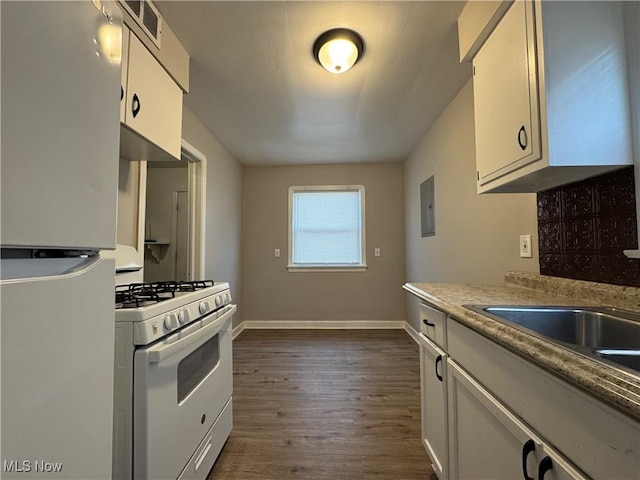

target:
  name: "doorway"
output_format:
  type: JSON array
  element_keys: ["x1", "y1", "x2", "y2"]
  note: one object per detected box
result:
[{"x1": 142, "y1": 140, "x2": 207, "y2": 282}]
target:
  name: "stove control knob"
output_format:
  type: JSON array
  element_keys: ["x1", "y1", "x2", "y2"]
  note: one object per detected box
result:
[
  {"x1": 178, "y1": 310, "x2": 190, "y2": 324},
  {"x1": 199, "y1": 302, "x2": 210, "y2": 314},
  {"x1": 215, "y1": 296, "x2": 222, "y2": 307},
  {"x1": 225, "y1": 293, "x2": 231, "y2": 303},
  {"x1": 164, "y1": 313, "x2": 178, "y2": 331}
]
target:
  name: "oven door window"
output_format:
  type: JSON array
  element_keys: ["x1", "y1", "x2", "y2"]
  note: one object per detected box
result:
[{"x1": 177, "y1": 333, "x2": 220, "y2": 403}]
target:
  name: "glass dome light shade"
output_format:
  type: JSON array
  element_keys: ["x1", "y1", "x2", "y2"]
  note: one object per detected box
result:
[
  {"x1": 313, "y1": 28, "x2": 364, "y2": 75},
  {"x1": 317, "y1": 38, "x2": 359, "y2": 74}
]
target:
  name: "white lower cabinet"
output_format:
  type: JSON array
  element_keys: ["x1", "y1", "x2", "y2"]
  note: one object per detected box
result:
[
  {"x1": 447, "y1": 360, "x2": 586, "y2": 480},
  {"x1": 418, "y1": 334, "x2": 448, "y2": 479},
  {"x1": 412, "y1": 302, "x2": 639, "y2": 479},
  {"x1": 447, "y1": 318, "x2": 640, "y2": 479}
]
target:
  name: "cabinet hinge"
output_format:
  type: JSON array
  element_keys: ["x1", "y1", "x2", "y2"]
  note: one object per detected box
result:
[{"x1": 473, "y1": 65, "x2": 476, "y2": 76}]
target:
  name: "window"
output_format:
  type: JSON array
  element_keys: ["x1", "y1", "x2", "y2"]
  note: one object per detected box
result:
[
  {"x1": 177, "y1": 334, "x2": 219, "y2": 403},
  {"x1": 288, "y1": 185, "x2": 366, "y2": 271}
]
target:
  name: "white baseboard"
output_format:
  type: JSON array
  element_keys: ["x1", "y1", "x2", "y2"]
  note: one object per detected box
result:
[
  {"x1": 403, "y1": 322, "x2": 421, "y2": 344},
  {"x1": 233, "y1": 320, "x2": 406, "y2": 332},
  {"x1": 232, "y1": 320, "x2": 422, "y2": 342},
  {"x1": 232, "y1": 322, "x2": 246, "y2": 340},
  {"x1": 242, "y1": 320, "x2": 406, "y2": 329}
]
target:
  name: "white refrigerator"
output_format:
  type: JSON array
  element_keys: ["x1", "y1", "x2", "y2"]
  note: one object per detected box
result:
[{"x1": 1, "y1": 2, "x2": 122, "y2": 478}]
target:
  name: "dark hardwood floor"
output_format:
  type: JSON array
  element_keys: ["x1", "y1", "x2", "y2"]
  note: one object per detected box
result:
[{"x1": 207, "y1": 329, "x2": 435, "y2": 480}]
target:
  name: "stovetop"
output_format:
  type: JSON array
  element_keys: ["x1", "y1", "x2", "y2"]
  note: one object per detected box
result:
[
  {"x1": 115, "y1": 281, "x2": 230, "y2": 321},
  {"x1": 115, "y1": 280, "x2": 216, "y2": 309},
  {"x1": 114, "y1": 280, "x2": 232, "y2": 345}
]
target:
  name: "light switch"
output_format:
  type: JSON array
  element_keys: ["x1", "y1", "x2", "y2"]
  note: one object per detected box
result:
[
  {"x1": 274, "y1": 248, "x2": 280, "y2": 258},
  {"x1": 374, "y1": 248, "x2": 381, "y2": 257},
  {"x1": 519, "y1": 235, "x2": 532, "y2": 258}
]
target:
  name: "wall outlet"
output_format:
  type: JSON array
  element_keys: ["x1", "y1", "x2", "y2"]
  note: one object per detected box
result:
[
  {"x1": 274, "y1": 248, "x2": 280, "y2": 258},
  {"x1": 374, "y1": 247, "x2": 381, "y2": 257},
  {"x1": 519, "y1": 235, "x2": 532, "y2": 258}
]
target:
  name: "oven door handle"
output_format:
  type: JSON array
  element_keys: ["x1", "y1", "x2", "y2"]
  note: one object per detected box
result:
[{"x1": 147, "y1": 304, "x2": 237, "y2": 364}]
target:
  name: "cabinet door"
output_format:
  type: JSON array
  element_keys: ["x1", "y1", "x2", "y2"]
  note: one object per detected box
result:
[
  {"x1": 120, "y1": 26, "x2": 130, "y2": 123},
  {"x1": 473, "y1": 0, "x2": 541, "y2": 186},
  {"x1": 124, "y1": 33, "x2": 182, "y2": 159},
  {"x1": 419, "y1": 335, "x2": 448, "y2": 479},
  {"x1": 447, "y1": 361, "x2": 586, "y2": 480}
]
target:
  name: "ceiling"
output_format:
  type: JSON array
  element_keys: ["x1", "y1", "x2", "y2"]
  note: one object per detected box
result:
[{"x1": 158, "y1": 1, "x2": 472, "y2": 166}]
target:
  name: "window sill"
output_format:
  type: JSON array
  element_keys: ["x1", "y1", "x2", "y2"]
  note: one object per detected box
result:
[{"x1": 287, "y1": 264, "x2": 368, "y2": 273}]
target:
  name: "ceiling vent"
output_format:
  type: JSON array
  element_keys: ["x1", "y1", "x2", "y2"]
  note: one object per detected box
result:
[{"x1": 119, "y1": 0, "x2": 162, "y2": 48}]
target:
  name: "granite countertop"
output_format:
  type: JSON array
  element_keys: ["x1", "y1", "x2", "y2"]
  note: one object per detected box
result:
[{"x1": 403, "y1": 272, "x2": 640, "y2": 421}]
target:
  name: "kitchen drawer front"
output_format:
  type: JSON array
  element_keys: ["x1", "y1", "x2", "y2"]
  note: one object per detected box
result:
[
  {"x1": 177, "y1": 399, "x2": 232, "y2": 480},
  {"x1": 419, "y1": 303, "x2": 447, "y2": 348},
  {"x1": 447, "y1": 319, "x2": 640, "y2": 480}
]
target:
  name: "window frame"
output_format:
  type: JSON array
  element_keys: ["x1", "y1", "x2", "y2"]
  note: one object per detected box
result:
[{"x1": 287, "y1": 185, "x2": 367, "y2": 272}]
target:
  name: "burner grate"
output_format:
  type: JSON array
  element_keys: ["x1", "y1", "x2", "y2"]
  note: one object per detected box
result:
[{"x1": 175, "y1": 280, "x2": 215, "y2": 291}]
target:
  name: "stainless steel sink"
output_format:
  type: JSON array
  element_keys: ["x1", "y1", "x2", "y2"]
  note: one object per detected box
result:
[
  {"x1": 464, "y1": 305, "x2": 640, "y2": 374},
  {"x1": 595, "y1": 349, "x2": 640, "y2": 372}
]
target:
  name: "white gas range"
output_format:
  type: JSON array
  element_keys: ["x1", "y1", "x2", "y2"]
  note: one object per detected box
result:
[{"x1": 113, "y1": 280, "x2": 235, "y2": 480}]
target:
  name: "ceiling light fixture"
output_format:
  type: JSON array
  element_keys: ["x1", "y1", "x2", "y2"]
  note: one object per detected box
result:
[{"x1": 313, "y1": 28, "x2": 364, "y2": 74}]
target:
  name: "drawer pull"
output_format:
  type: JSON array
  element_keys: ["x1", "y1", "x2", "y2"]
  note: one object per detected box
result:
[
  {"x1": 538, "y1": 456, "x2": 553, "y2": 480},
  {"x1": 521, "y1": 439, "x2": 535, "y2": 480},
  {"x1": 435, "y1": 355, "x2": 443, "y2": 382},
  {"x1": 422, "y1": 319, "x2": 436, "y2": 327}
]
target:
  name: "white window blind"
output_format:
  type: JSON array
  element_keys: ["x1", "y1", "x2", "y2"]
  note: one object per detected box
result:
[{"x1": 289, "y1": 186, "x2": 366, "y2": 270}]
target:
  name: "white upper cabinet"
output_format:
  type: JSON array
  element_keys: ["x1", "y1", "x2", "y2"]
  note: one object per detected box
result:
[
  {"x1": 120, "y1": 31, "x2": 183, "y2": 161},
  {"x1": 120, "y1": 25, "x2": 130, "y2": 123},
  {"x1": 467, "y1": 0, "x2": 633, "y2": 193},
  {"x1": 473, "y1": 0, "x2": 540, "y2": 186}
]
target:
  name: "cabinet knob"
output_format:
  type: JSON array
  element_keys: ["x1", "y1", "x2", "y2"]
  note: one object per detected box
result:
[
  {"x1": 132, "y1": 93, "x2": 141, "y2": 118},
  {"x1": 518, "y1": 125, "x2": 528, "y2": 150},
  {"x1": 537, "y1": 456, "x2": 553, "y2": 480},
  {"x1": 521, "y1": 439, "x2": 535, "y2": 480},
  {"x1": 435, "y1": 354, "x2": 443, "y2": 382}
]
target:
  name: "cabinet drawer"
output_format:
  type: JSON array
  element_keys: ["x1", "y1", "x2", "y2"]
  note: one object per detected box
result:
[{"x1": 419, "y1": 303, "x2": 447, "y2": 348}]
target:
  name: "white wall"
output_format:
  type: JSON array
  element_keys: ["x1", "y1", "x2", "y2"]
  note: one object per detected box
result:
[
  {"x1": 404, "y1": 80, "x2": 539, "y2": 330},
  {"x1": 181, "y1": 106, "x2": 244, "y2": 325},
  {"x1": 242, "y1": 163, "x2": 405, "y2": 323}
]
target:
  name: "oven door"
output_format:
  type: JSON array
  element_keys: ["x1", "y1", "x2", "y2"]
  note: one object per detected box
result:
[{"x1": 133, "y1": 304, "x2": 235, "y2": 480}]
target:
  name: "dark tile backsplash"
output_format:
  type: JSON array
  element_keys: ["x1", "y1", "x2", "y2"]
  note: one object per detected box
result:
[{"x1": 537, "y1": 167, "x2": 640, "y2": 287}]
